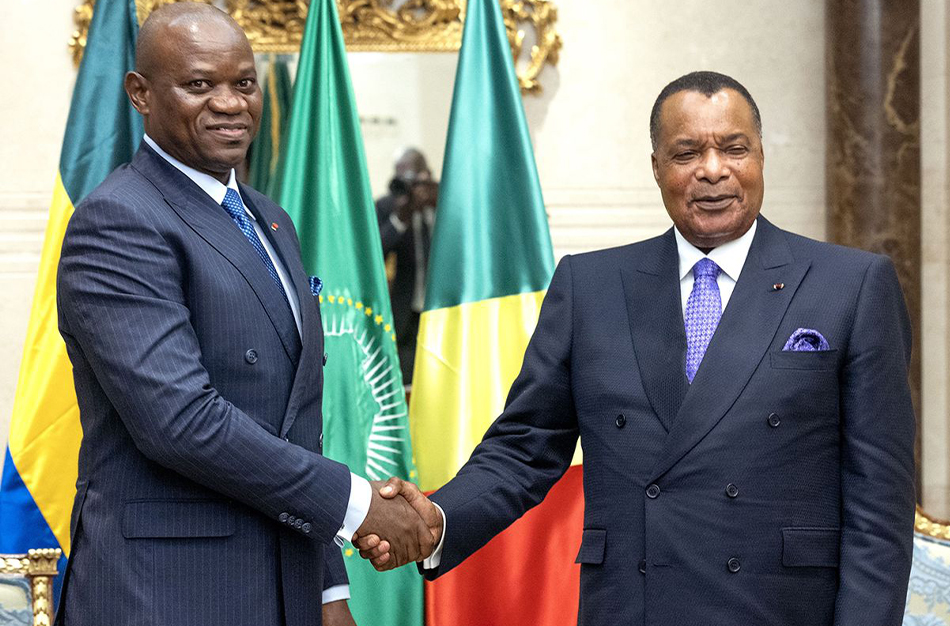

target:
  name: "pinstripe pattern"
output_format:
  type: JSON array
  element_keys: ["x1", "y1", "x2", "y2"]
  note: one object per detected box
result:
[{"x1": 54, "y1": 145, "x2": 350, "y2": 626}]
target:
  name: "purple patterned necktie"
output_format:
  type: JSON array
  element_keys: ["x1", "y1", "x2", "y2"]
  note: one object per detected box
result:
[
  {"x1": 221, "y1": 188, "x2": 288, "y2": 302},
  {"x1": 684, "y1": 258, "x2": 722, "y2": 383}
]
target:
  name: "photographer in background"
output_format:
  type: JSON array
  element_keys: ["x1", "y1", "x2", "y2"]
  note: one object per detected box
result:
[{"x1": 376, "y1": 148, "x2": 439, "y2": 386}]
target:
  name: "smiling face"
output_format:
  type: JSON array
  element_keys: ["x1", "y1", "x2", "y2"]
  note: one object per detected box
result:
[
  {"x1": 651, "y1": 88, "x2": 764, "y2": 250},
  {"x1": 125, "y1": 14, "x2": 262, "y2": 183}
]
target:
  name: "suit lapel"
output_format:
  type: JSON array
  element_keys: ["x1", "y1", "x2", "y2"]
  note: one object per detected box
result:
[
  {"x1": 620, "y1": 231, "x2": 687, "y2": 432},
  {"x1": 240, "y1": 186, "x2": 320, "y2": 439},
  {"x1": 648, "y1": 218, "x2": 811, "y2": 480},
  {"x1": 132, "y1": 146, "x2": 302, "y2": 365}
]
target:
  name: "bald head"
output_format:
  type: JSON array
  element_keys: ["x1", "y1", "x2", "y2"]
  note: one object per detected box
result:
[
  {"x1": 125, "y1": 2, "x2": 262, "y2": 183},
  {"x1": 136, "y1": 3, "x2": 248, "y2": 78}
]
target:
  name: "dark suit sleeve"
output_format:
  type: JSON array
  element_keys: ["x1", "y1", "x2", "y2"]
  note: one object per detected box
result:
[
  {"x1": 57, "y1": 192, "x2": 352, "y2": 544},
  {"x1": 376, "y1": 196, "x2": 406, "y2": 255},
  {"x1": 322, "y1": 546, "x2": 349, "y2": 590},
  {"x1": 834, "y1": 255, "x2": 916, "y2": 626},
  {"x1": 425, "y1": 256, "x2": 580, "y2": 577}
]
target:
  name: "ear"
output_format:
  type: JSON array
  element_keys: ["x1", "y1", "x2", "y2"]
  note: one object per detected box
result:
[
  {"x1": 651, "y1": 152, "x2": 660, "y2": 183},
  {"x1": 124, "y1": 71, "x2": 150, "y2": 115}
]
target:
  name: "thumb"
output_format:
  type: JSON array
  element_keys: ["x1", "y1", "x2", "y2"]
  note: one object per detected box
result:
[
  {"x1": 398, "y1": 482, "x2": 440, "y2": 527},
  {"x1": 378, "y1": 476, "x2": 403, "y2": 499}
]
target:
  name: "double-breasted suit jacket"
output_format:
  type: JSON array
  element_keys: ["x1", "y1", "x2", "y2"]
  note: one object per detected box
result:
[
  {"x1": 425, "y1": 217, "x2": 916, "y2": 626},
  {"x1": 55, "y1": 144, "x2": 351, "y2": 626}
]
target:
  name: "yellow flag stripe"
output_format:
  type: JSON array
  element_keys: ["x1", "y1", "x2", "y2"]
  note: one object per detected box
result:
[
  {"x1": 9, "y1": 174, "x2": 81, "y2": 554},
  {"x1": 409, "y1": 290, "x2": 581, "y2": 492}
]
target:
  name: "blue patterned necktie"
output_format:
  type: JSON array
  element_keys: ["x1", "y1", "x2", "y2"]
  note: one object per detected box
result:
[
  {"x1": 220, "y1": 188, "x2": 288, "y2": 302},
  {"x1": 684, "y1": 258, "x2": 722, "y2": 383}
]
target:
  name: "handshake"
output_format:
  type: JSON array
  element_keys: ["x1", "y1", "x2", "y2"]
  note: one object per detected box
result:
[{"x1": 352, "y1": 478, "x2": 443, "y2": 571}]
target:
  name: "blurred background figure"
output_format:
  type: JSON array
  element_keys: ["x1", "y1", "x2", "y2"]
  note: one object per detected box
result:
[{"x1": 376, "y1": 148, "x2": 439, "y2": 386}]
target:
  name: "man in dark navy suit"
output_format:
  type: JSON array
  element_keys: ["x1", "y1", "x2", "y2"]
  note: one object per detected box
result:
[
  {"x1": 55, "y1": 5, "x2": 434, "y2": 625},
  {"x1": 358, "y1": 71, "x2": 917, "y2": 625}
]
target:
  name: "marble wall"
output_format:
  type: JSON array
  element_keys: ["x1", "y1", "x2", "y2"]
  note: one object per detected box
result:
[
  {"x1": 1, "y1": 0, "x2": 948, "y2": 515},
  {"x1": 920, "y1": 0, "x2": 950, "y2": 516}
]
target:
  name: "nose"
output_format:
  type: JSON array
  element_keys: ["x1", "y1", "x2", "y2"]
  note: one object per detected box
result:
[
  {"x1": 696, "y1": 148, "x2": 729, "y2": 183},
  {"x1": 208, "y1": 86, "x2": 247, "y2": 115}
]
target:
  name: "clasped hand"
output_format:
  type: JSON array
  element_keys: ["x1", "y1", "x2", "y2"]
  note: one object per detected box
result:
[{"x1": 352, "y1": 477, "x2": 442, "y2": 571}]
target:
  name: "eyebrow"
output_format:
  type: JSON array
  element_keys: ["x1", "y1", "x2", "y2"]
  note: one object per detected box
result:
[
  {"x1": 720, "y1": 133, "x2": 750, "y2": 143},
  {"x1": 670, "y1": 133, "x2": 750, "y2": 148}
]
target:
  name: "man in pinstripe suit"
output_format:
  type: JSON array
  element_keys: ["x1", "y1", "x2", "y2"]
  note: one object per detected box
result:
[{"x1": 54, "y1": 5, "x2": 435, "y2": 625}]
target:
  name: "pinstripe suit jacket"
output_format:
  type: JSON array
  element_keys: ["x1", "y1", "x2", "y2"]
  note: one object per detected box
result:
[
  {"x1": 55, "y1": 144, "x2": 351, "y2": 625},
  {"x1": 426, "y1": 217, "x2": 916, "y2": 626}
]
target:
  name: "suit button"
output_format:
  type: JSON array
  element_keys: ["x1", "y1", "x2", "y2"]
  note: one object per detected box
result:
[
  {"x1": 324, "y1": 353, "x2": 329, "y2": 366},
  {"x1": 245, "y1": 349, "x2": 258, "y2": 364},
  {"x1": 638, "y1": 559, "x2": 646, "y2": 574},
  {"x1": 646, "y1": 484, "x2": 660, "y2": 499},
  {"x1": 725, "y1": 483, "x2": 739, "y2": 498},
  {"x1": 287, "y1": 515, "x2": 296, "y2": 525},
  {"x1": 767, "y1": 412, "x2": 781, "y2": 427},
  {"x1": 279, "y1": 512, "x2": 289, "y2": 523},
  {"x1": 727, "y1": 558, "x2": 741, "y2": 573},
  {"x1": 295, "y1": 519, "x2": 303, "y2": 529},
  {"x1": 302, "y1": 522, "x2": 312, "y2": 534},
  {"x1": 615, "y1": 414, "x2": 626, "y2": 428}
]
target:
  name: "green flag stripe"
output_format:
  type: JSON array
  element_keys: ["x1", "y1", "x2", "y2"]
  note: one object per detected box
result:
[
  {"x1": 247, "y1": 55, "x2": 293, "y2": 199},
  {"x1": 423, "y1": 0, "x2": 554, "y2": 312},
  {"x1": 60, "y1": 0, "x2": 142, "y2": 205}
]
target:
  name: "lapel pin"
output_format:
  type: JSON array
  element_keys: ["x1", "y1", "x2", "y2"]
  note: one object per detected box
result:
[
  {"x1": 271, "y1": 222, "x2": 279, "y2": 231},
  {"x1": 772, "y1": 283, "x2": 785, "y2": 291}
]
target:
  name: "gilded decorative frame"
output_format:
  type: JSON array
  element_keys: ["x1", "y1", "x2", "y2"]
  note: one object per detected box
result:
[
  {"x1": 69, "y1": 0, "x2": 561, "y2": 93},
  {"x1": 916, "y1": 506, "x2": 950, "y2": 541},
  {"x1": 0, "y1": 549, "x2": 62, "y2": 626}
]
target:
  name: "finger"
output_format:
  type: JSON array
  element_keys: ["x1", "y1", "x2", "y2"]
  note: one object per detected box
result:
[
  {"x1": 352, "y1": 534, "x2": 380, "y2": 550},
  {"x1": 370, "y1": 553, "x2": 392, "y2": 569},
  {"x1": 379, "y1": 476, "x2": 403, "y2": 498},
  {"x1": 358, "y1": 541, "x2": 391, "y2": 560}
]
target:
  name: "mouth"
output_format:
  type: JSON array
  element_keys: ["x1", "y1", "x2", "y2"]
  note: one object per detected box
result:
[
  {"x1": 691, "y1": 194, "x2": 737, "y2": 211},
  {"x1": 206, "y1": 123, "x2": 249, "y2": 141}
]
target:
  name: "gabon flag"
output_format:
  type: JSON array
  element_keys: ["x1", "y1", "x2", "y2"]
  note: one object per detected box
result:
[
  {"x1": 0, "y1": 0, "x2": 142, "y2": 590},
  {"x1": 409, "y1": 0, "x2": 584, "y2": 623}
]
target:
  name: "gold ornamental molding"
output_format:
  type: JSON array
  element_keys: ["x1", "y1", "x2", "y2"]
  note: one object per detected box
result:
[
  {"x1": 0, "y1": 548, "x2": 62, "y2": 626},
  {"x1": 916, "y1": 506, "x2": 950, "y2": 541},
  {"x1": 69, "y1": 0, "x2": 561, "y2": 94}
]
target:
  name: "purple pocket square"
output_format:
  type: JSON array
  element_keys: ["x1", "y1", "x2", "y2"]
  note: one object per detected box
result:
[
  {"x1": 309, "y1": 276, "x2": 323, "y2": 297},
  {"x1": 783, "y1": 328, "x2": 830, "y2": 352}
]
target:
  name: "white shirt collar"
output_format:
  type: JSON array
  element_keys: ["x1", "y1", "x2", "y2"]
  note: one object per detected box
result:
[
  {"x1": 674, "y1": 219, "x2": 757, "y2": 282},
  {"x1": 143, "y1": 135, "x2": 254, "y2": 220}
]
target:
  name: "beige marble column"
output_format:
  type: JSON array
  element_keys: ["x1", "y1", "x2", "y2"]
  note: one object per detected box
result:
[{"x1": 826, "y1": 0, "x2": 922, "y2": 488}]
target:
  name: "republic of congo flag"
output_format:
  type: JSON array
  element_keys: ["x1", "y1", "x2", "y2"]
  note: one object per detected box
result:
[
  {"x1": 247, "y1": 54, "x2": 293, "y2": 200},
  {"x1": 275, "y1": 1, "x2": 423, "y2": 625},
  {"x1": 409, "y1": 0, "x2": 584, "y2": 623},
  {"x1": 0, "y1": 0, "x2": 142, "y2": 589}
]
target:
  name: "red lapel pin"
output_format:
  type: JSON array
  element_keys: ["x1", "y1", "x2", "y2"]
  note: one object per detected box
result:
[
  {"x1": 772, "y1": 283, "x2": 785, "y2": 291},
  {"x1": 271, "y1": 222, "x2": 279, "y2": 231}
]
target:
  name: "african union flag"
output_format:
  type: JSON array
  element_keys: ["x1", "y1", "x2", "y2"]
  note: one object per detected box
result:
[{"x1": 274, "y1": 1, "x2": 423, "y2": 625}]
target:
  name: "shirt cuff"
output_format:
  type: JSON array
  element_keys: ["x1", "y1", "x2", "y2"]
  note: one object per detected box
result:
[
  {"x1": 421, "y1": 502, "x2": 447, "y2": 570},
  {"x1": 322, "y1": 585, "x2": 350, "y2": 604},
  {"x1": 389, "y1": 212, "x2": 409, "y2": 233},
  {"x1": 335, "y1": 473, "x2": 371, "y2": 547}
]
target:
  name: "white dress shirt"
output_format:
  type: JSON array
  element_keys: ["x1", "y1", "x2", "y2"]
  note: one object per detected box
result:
[
  {"x1": 674, "y1": 219, "x2": 757, "y2": 315},
  {"x1": 144, "y1": 135, "x2": 371, "y2": 603},
  {"x1": 422, "y1": 219, "x2": 758, "y2": 572}
]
